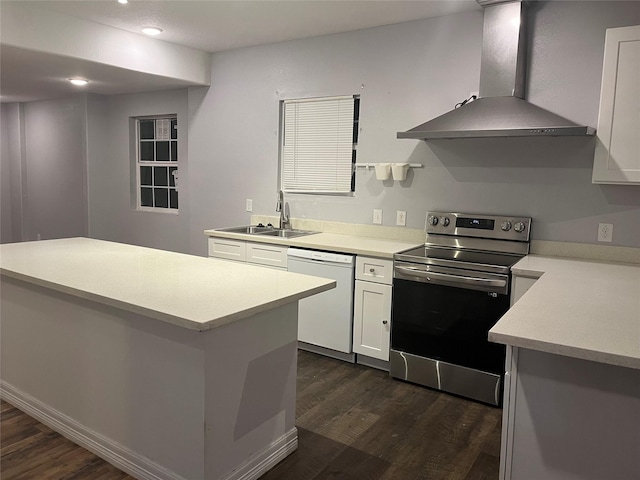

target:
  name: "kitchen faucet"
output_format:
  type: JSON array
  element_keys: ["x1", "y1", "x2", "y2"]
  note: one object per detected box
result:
[{"x1": 276, "y1": 190, "x2": 291, "y2": 229}]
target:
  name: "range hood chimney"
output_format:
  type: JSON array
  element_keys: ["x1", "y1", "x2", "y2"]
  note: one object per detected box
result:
[{"x1": 398, "y1": 0, "x2": 595, "y2": 140}]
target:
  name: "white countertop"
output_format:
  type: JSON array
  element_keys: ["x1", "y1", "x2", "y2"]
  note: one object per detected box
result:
[
  {"x1": 489, "y1": 255, "x2": 640, "y2": 370},
  {"x1": 204, "y1": 229, "x2": 421, "y2": 258},
  {"x1": 0, "y1": 238, "x2": 335, "y2": 332}
]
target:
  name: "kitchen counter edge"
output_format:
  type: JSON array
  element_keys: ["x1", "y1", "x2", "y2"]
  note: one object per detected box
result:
[
  {"x1": 489, "y1": 255, "x2": 640, "y2": 370},
  {"x1": 0, "y1": 238, "x2": 336, "y2": 332}
]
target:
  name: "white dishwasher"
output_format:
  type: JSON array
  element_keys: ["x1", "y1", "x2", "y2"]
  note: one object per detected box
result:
[{"x1": 287, "y1": 248, "x2": 355, "y2": 360}]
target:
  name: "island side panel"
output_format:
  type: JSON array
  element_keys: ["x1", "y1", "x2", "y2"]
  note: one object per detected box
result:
[
  {"x1": 0, "y1": 276, "x2": 206, "y2": 480},
  {"x1": 203, "y1": 302, "x2": 299, "y2": 480},
  {"x1": 508, "y1": 348, "x2": 640, "y2": 480}
]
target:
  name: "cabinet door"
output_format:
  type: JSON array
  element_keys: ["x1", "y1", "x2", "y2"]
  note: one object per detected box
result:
[
  {"x1": 353, "y1": 280, "x2": 392, "y2": 361},
  {"x1": 246, "y1": 242, "x2": 288, "y2": 269},
  {"x1": 593, "y1": 25, "x2": 640, "y2": 184},
  {"x1": 208, "y1": 238, "x2": 246, "y2": 262}
]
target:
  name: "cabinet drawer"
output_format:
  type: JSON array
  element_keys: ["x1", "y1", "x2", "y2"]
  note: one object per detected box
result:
[
  {"x1": 246, "y1": 242, "x2": 288, "y2": 269},
  {"x1": 208, "y1": 238, "x2": 246, "y2": 262},
  {"x1": 356, "y1": 256, "x2": 393, "y2": 285}
]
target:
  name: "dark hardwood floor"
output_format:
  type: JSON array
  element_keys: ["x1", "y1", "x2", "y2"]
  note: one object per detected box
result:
[
  {"x1": 0, "y1": 399, "x2": 132, "y2": 480},
  {"x1": 1, "y1": 350, "x2": 501, "y2": 480}
]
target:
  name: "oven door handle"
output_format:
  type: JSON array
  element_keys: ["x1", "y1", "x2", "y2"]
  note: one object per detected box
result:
[{"x1": 395, "y1": 265, "x2": 507, "y2": 289}]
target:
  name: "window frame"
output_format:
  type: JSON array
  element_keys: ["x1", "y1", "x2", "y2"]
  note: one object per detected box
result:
[
  {"x1": 279, "y1": 95, "x2": 359, "y2": 196},
  {"x1": 134, "y1": 115, "x2": 179, "y2": 214}
]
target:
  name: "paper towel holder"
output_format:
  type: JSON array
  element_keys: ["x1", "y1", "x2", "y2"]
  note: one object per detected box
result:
[{"x1": 356, "y1": 163, "x2": 422, "y2": 182}]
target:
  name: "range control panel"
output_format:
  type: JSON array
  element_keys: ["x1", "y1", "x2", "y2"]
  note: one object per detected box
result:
[{"x1": 425, "y1": 212, "x2": 531, "y2": 242}]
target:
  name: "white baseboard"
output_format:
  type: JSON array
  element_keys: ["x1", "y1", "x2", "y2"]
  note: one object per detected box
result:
[
  {"x1": 221, "y1": 428, "x2": 298, "y2": 480},
  {"x1": 298, "y1": 342, "x2": 356, "y2": 363},
  {"x1": 356, "y1": 354, "x2": 390, "y2": 372},
  {"x1": 0, "y1": 381, "x2": 186, "y2": 480},
  {"x1": 2, "y1": 381, "x2": 298, "y2": 480}
]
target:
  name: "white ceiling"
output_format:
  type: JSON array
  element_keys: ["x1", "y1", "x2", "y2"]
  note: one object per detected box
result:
[
  {"x1": 24, "y1": 0, "x2": 481, "y2": 52},
  {"x1": 0, "y1": 0, "x2": 481, "y2": 103}
]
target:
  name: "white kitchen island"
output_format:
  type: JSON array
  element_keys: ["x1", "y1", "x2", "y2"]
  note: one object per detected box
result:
[
  {"x1": 0, "y1": 238, "x2": 335, "y2": 480},
  {"x1": 489, "y1": 255, "x2": 640, "y2": 480}
]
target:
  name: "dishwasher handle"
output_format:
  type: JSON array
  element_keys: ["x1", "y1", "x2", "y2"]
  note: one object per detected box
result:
[{"x1": 287, "y1": 248, "x2": 354, "y2": 265}]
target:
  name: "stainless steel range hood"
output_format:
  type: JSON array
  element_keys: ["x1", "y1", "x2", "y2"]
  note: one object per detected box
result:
[{"x1": 398, "y1": 0, "x2": 595, "y2": 140}]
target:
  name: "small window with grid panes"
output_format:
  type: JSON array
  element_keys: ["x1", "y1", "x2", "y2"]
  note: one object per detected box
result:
[{"x1": 136, "y1": 116, "x2": 178, "y2": 211}]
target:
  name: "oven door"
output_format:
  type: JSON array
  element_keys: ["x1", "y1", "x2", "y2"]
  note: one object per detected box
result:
[{"x1": 390, "y1": 261, "x2": 510, "y2": 405}]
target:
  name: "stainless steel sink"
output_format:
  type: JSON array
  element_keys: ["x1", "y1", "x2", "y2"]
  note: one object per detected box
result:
[
  {"x1": 216, "y1": 225, "x2": 273, "y2": 234},
  {"x1": 215, "y1": 225, "x2": 319, "y2": 238},
  {"x1": 256, "y1": 229, "x2": 318, "y2": 239}
]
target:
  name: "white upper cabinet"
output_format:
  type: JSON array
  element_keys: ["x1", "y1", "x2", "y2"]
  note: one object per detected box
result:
[{"x1": 593, "y1": 25, "x2": 640, "y2": 184}]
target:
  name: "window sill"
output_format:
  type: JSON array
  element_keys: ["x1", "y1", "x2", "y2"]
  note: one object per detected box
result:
[{"x1": 135, "y1": 207, "x2": 179, "y2": 215}]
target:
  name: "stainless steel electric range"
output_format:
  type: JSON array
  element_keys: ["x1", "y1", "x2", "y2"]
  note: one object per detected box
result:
[{"x1": 390, "y1": 211, "x2": 531, "y2": 406}]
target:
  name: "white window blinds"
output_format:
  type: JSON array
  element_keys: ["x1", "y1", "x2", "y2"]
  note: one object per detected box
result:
[{"x1": 281, "y1": 96, "x2": 355, "y2": 193}]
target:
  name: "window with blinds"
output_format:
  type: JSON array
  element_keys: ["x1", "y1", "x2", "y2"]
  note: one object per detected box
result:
[{"x1": 281, "y1": 95, "x2": 359, "y2": 194}]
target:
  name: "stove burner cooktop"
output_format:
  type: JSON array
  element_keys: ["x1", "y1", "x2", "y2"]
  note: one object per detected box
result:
[
  {"x1": 395, "y1": 245, "x2": 522, "y2": 275},
  {"x1": 394, "y1": 211, "x2": 532, "y2": 274}
]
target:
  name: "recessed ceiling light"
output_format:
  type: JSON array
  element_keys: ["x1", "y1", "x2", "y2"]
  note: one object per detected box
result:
[
  {"x1": 142, "y1": 27, "x2": 163, "y2": 36},
  {"x1": 117, "y1": 0, "x2": 128, "y2": 4},
  {"x1": 69, "y1": 78, "x2": 89, "y2": 86}
]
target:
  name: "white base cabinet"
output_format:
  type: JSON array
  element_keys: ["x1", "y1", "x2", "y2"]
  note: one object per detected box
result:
[
  {"x1": 208, "y1": 238, "x2": 287, "y2": 270},
  {"x1": 207, "y1": 239, "x2": 398, "y2": 364},
  {"x1": 208, "y1": 237, "x2": 246, "y2": 262},
  {"x1": 352, "y1": 256, "x2": 393, "y2": 362},
  {"x1": 499, "y1": 347, "x2": 640, "y2": 480},
  {"x1": 246, "y1": 242, "x2": 288, "y2": 269}
]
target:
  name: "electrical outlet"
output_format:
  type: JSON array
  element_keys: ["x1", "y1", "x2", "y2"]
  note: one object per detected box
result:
[
  {"x1": 597, "y1": 223, "x2": 613, "y2": 242},
  {"x1": 245, "y1": 199, "x2": 253, "y2": 212},
  {"x1": 396, "y1": 210, "x2": 406, "y2": 226},
  {"x1": 373, "y1": 209, "x2": 383, "y2": 225}
]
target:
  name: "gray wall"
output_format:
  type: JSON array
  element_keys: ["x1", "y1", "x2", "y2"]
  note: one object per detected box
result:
[
  {"x1": 86, "y1": 89, "x2": 191, "y2": 253},
  {"x1": 186, "y1": 1, "x2": 640, "y2": 256},
  {"x1": 187, "y1": 10, "x2": 484, "y2": 255},
  {"x1": 1, "y1": 104, "x2": 16, "y2": 243},
  {"x1": 2, "y1": 1, "x2": 639, "y2": 255},
  {"x1": 1, "y1": 98, "x2": 87, "y2": 243},
  {"x1": 2, "y1": 90, "x2": 190, "y2": 252}
]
